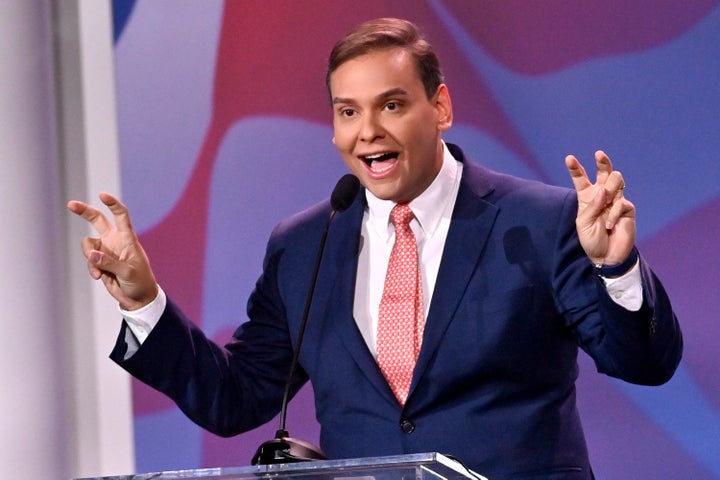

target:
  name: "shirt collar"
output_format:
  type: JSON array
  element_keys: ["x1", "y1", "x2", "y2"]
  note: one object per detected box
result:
[{"x1": 366, "y1": 142, "x2": 460, "y2": 241}]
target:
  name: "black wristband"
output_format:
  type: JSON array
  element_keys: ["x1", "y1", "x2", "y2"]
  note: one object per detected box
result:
[{"x1": 594, "y1": 247, "x2": 639, "y2": 278}]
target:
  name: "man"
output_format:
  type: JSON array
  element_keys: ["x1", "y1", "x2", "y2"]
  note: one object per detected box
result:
[{"x1": 68, "y1": 18, "x2": 681, "y2": 480}]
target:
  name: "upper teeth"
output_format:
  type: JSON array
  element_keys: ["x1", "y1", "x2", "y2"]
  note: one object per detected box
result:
[{"x1": 365, "y1": 153, "x2": 385, "y2": 160}]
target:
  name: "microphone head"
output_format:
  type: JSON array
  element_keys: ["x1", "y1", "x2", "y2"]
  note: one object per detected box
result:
[{"x1": 330, "y1": 174, "x2": 361, "y2": 212}]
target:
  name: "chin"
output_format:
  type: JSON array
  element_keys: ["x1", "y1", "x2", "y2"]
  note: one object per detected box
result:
[
  {"x1": 373, "y1": 190, "x2": 408, "y2": 204},
  {"x1": 363, "y1": 175, "x2": 411, "y2": 203}
]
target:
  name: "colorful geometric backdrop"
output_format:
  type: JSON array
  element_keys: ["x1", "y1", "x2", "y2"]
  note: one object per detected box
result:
[{"x1": 111, "y1": 1, "x2": 720, "y2": 478}]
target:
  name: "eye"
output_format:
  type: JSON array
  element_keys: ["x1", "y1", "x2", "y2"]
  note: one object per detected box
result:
[
  {"x1": 385, "y1": 101, "x2": 399, "y2": 111},
  {"x1": 339, "y1": 108, "x2": 356, "y2": 118}
]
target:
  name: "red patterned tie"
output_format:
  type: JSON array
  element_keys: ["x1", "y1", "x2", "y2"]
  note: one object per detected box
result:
[{"x1": 377, "y1": 204, "x2": 425, "y2": 406}]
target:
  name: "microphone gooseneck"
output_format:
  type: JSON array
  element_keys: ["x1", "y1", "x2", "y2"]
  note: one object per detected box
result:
[{"x1": 251, "y1": 174, "x2": 360, "y2": 465}]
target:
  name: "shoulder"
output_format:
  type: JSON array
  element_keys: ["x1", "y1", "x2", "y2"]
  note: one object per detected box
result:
[
  {"x1": 461, "y1": 157, "x2": 575, "y2": 214},
  {"x1": 269, "y1": 199, "x2": 332, "y2": 247},
  {"x1": 449, "y1": 143, "x2": 573, "y2": 206}
]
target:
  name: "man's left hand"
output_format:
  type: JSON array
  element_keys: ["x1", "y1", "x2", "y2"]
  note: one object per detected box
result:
[{"x1": 565, "y1": 150, "x2": 636, "y2": 266}]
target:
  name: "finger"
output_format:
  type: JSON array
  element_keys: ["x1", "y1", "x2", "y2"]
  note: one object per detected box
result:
[
  {"x1": 605, "y1": 170, "x2": 626, "y2": 199},
  {"x1": 580, "y1": 185, "x2": 610, "y2": 223},
  {"x1": 67, "y1": 200, "x2": 114, "y2": 235},
  {"x1": 99, "y1": 270, "x2": 117, "y2": 290},
  {"x1": 80, "y1": 236, "x2": 102, "y2": 258},
  {"x1": 66, "y1": 200, "x2": 86, "y2": 215},
  {"x1": 86, "y1": 248, "x2": 126, "y2": 279},
  {"x1": 87, "y1": 259, "x2": 104, "y2": 280},
  {"x1": 98, "y1": 192, "x2": 135, "y2": 232},
  {"x1": 84, "y1": 247, "x2": 105, "y2": 280},
  {"x1": 565, "y1": 154, "x2": 592, "y2": 192},
  {"x1": 605, "y1": 198, "x2": 635, "y2": 230},
  {"x1": 594, "y1": 150, "x2": 614, "y2": 186}
]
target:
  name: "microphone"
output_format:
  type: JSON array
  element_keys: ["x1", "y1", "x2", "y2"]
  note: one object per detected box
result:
[
  {"x1": 251, "y1": 174, "x2": 361, "y2": 465},
  {"x1": 330, "y1": 174, "x2": 361, "y2": 212}
]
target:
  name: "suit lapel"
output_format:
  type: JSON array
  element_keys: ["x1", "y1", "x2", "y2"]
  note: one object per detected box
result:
[
  {"x1": 316, "y1": 192, "x2": 399, "y2": 405},
  {"x1": 410, "y1": 161, "x2": 499, "y2": 398}
]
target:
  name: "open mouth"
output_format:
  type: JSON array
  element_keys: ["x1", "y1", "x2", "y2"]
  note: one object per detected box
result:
[{"x1": 360, "y1": 152, "x2": 400, "y2": 174}]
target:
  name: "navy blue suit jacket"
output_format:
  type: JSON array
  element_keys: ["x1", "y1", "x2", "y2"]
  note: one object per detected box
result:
[{"x1": 113, "y1": 145, "x2": 682, "y2": 479}]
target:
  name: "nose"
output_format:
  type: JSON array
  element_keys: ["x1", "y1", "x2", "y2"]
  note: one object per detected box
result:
[{"x1": 358, "y1": 112, "x2": 384, "y2": 142}]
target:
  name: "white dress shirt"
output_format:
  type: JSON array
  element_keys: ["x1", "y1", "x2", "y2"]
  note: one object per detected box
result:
[{"x1": 353, "y1": 143, "x2": 461, "y2": 356}]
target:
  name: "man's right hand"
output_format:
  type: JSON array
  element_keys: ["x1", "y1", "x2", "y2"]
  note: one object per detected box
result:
[{"x1": 67, "y1": 192, "x2": 158, "y2": 311}]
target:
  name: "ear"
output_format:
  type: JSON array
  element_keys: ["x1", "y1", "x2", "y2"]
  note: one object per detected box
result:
[
  {"x1": 332, "y1": 136, "x2": 336, "y2": 145},
  {"x1": 434, "y1": 84, "x2": 453, "y2": 132}
]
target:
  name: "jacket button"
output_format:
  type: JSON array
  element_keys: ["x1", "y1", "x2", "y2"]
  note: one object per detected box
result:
[{"x1": 400, "y1": 419, "x2": 415, "y2": 434}]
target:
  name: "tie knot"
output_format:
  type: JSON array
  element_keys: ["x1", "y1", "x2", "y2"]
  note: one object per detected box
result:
[{"x1": 391, "y1": 204, "x2": 414, "y2": 227}]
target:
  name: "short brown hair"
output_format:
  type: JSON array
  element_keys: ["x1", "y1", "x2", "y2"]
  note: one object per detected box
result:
[{"x1": 326, "y1": 18, "x2": 444, "y2": 100}]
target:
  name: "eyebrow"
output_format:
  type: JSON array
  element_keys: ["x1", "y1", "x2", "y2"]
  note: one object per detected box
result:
[{"x1": 332, "y1": 87, "x2": 409, "y2": 105}]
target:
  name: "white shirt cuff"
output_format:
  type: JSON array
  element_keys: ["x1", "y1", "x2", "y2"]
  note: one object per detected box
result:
[
  {"x1": 120, "y1": 286, "x2": 167, "y2": 345},
  {"x1": 600, "y1": 259, "x2": 643, "y2": 311}
]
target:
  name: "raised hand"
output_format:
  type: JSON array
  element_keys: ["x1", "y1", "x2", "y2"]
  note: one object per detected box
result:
[
  {"x1": 565, "y1": 151, "x2": 636, "y2": 267},
  {"x1": 67, "y1": 193, "x2": 158, "y2": 311}
]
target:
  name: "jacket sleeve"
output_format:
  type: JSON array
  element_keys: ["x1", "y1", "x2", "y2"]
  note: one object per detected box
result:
[
  {"x1": 552, "y1": 191, "x2": 683, "y2": 386},
  {"x1": 110, "y1": 230, "x2": 305, "y2": 437}
]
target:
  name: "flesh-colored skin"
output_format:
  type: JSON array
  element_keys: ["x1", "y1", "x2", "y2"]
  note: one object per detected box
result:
[{"x1": 330, "y1": 48, "x2": 452, "y2": 205}]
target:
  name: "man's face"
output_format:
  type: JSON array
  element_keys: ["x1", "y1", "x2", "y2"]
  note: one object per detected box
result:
[{"x1": 330, "y1": 48, "x2": 452, "y2": 204}]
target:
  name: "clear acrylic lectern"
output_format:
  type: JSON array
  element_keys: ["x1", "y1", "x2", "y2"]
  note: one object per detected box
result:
[{"x1": 72, "y1": 452, "x2": 487, "y2": 480}]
